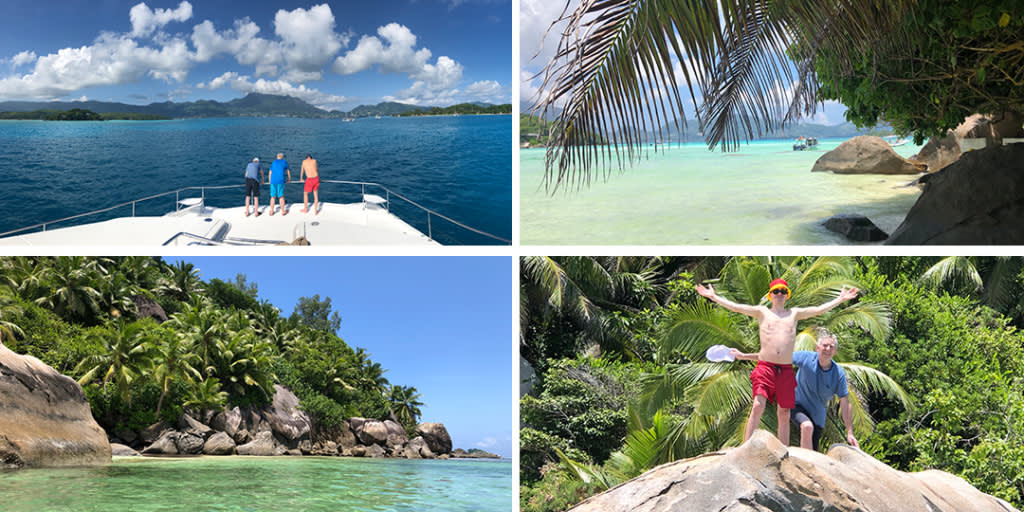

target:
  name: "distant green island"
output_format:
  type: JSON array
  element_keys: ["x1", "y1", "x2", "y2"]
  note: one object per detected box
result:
[
  {"x1": 397, "y1": 103, "x2": 512, "y2": 117},
  {"x1": 0, "y1": 93, "x2": 511, "y2": 120},
  {"x1": 0, "y1": 109, "x2": 170, "y2": 121}
]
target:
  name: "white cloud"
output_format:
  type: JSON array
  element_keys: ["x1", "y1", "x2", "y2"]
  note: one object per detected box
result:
[
  {"x1": 465, "y1": 80, "x2": 503, "y2": 102},
  {"x1": 0, "y1": 33, "x2": 193, "y2": 100},
  {"x1": 333, "y1": 23, "x2": 432, "y2": 75},
  {"x1": 200, "y1": 71, "x2": 347, "y2": 110},
  {"x1": 130, "y1": 1, "x2": 193, "y2": 38},
  {"x1": 11, "y1": 51, "x2": 37, "y2": 68},
  {"x1": 475, "y1": 437, "x2": 497, "y2": 449},
  {"x1": 519, "y1": 0, "x2": 570, "y2": 71},
  {"x1": 273, "y1": 4, "x2": 345, "y2": 78}
]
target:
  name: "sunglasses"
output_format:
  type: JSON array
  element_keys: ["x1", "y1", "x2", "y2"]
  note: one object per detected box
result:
[{"x1": 771, "y1": 289, "x2": 789, "y2": 295}]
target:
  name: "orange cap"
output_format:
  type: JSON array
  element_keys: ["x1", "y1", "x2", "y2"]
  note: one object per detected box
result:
[{"x1": 767, "y1": 278, "x2": 790, "y2": 299}]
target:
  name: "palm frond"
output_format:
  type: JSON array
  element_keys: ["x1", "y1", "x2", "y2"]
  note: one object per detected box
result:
[
  {"x1": 919, "y1": 256, "x2": 983, "y2": 296},
  {"x1": 824, "y1": 301, "x2": 892, "y2": 342},
  {"x1": 658, "y1": 301, "x2": 746, "y2": 361},
  {"x1": 841, "y1": 362, "x2": 914, "y2": 411}
]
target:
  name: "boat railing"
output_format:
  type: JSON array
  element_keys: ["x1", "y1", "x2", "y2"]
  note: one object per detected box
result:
[{"x1": 0, "y1": 180, "x2": 512, "y2": 245}]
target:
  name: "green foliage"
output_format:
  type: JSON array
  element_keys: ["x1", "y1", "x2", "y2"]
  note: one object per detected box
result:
[
  {"x1": 205, "y1": 278, "x2": 260, "y2": 311},
  {"x1": 520, "y1": 357, "x2": 653, "y2": 483},
  {"x1": 290, "y1": 294, "x2": 342, "y2": 333},
  {"x1": 520, "y1": 463, "x2": 605, "y2": 512},
  {"x1": 814, "y1": 0, "x2": 1024, "y2": 142},
  {"x1": 399, "y1": 103, "x2": 512, "y2": 116}
]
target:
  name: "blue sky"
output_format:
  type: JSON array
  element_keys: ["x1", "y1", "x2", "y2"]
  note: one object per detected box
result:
[
  {"x1": 171, "y1": 256, "x2": 517, "y2": 458},
  {"x1": 1, "y1": 0, "x2": 511, "y2": 110}
]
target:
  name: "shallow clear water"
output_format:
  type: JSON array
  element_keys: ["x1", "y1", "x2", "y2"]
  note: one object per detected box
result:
[
  {"x1": 0, "y1": 115, "x2": 512, "y2": 245},
  {"x1": 0, "y1": 456, "x2": 515, "y2": 512},
  {"x1": 520, "y1": 138, "x2": 924, "y2": 245}
]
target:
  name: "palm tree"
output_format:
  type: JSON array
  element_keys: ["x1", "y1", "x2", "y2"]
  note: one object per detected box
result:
[
  {"x1": 210, "y1": 311, "x2": 276, "y2": 400},
  {"x1": 159, "y1": 261, "x2": 204, "y2": 303},
  {"x1": 0, "y1": 257, "x2": 50, "y2": 301},
  {"x1": 37, "y1": 256, "x2": 103, "y2": 323},
  {"x1": 387, "y1": 384, "x2": 425, "y2": 427},
  {"x1": 183, "y1": 377, "x2": 229, "y2": 412},
  {"x1": 521, "y1": 256, "x2": 697, "y2": 363},
  {"x1": 0, "y1": 284, "x2": 26, "y2": 344},
  {"x1": 168, "y1": 298, "x2": 226, "y2": 378},
  {"x1": 75, "y1": 319, "x2": 156, "y2": 405},
  {"x1": 917, "y1": 256, "x2": 1024, "y2": 313},
  {"x1": 636, "y1": 256, "x2": 909, "y2": 464},
  {"x1": 150, "y1": 331, "x2": 201, "y2": 416},
  {"x1": 531, "y1": 0, "x2": 915, "y2": 191}
]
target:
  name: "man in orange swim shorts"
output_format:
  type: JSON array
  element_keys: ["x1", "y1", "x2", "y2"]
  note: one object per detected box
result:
[
  {"x1": 696, "y1": 278, "x2": 858, "y2": 444},
  {"x1": 300, "y1": 154, "x2": 320, "y2": 214}
]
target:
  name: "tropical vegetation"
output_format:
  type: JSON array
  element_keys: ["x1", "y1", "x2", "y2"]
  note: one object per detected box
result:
[
  {"x1": 520, "y1": 256, "x2": 1024, "y2": 511},
  {"x1": 532, "y1": 1, "x2": 1022, "y2": 190},
  {"x1": 0, "y1": 257, "x2": 426, "y2": 437}
]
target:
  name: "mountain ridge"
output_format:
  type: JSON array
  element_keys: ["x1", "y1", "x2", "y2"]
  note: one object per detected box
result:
[{"x1": 0, "y1": 93, "x2": 506, "y2": 119}]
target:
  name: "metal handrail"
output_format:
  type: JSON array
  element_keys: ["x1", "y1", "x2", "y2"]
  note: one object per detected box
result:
[{"x1": 0, "y1": 180, "x2": 511, "y2": 244}]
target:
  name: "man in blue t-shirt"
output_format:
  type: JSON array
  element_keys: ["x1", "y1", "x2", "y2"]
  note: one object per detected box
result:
[
  {"x1": 268, "y1": 153, "x2": 291, "y2": 215},
  {"x1": 791, "y1": 334, "x2": 859, "y2": 451}
]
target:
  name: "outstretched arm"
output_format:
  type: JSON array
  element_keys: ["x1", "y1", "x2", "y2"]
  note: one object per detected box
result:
[
  {"x1": 795, "y1": 286, "x2": 858, "y2": 320},
  {"x1": 729, "y1": 348, "x2": 758, "y2": 361},
  {"x1": 695, "y1": 284, "x2": 762, "y2": 318},
  {"x1": 839, "y1": 396, "x2": 859, "y2": 448}
]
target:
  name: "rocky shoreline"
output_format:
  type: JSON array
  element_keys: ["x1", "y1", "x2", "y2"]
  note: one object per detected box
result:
[{"x1": 106, "y1": 385, "x2": 501, "y2": 460}]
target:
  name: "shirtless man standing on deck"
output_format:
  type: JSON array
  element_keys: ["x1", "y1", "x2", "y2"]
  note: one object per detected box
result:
[
  {"x1": 300, "y1": 154, "x2": 320, "y2": 214},
  {"x1": 696, "y1": 279, "x2": 858, "y2": 444}
]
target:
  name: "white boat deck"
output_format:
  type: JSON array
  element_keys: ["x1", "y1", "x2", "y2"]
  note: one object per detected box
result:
[{"x1": 0, "y1": 201, "x2": 439, "y2": 247}]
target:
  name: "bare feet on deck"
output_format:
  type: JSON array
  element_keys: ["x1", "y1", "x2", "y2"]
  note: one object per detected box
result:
[{"x1": 301, "y1": 207, "x2": 308, "y2": 213}]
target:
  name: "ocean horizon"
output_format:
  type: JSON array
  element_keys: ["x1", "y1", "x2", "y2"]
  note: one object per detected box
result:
[{"x1": 520, "y1": 137, "x2": 925, "y2": 245}]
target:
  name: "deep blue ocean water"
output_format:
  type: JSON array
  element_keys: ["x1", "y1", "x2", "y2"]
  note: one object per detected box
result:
[{"x1": 0, "y1": 115, "x2": 511, "y2": 245}]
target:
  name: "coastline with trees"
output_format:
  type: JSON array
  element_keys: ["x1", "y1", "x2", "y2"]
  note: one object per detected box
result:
[{"x1": 0, "y1": 257, "x2": 497, "y2": 462}]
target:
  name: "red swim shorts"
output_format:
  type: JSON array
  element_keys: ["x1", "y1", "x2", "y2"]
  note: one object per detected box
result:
[
  {"x1": 304, "y1": 176, "x2": 320, "y2": 193},
  {"x1": 750, "y1": 360, "x2": 796, "y2": 408}
]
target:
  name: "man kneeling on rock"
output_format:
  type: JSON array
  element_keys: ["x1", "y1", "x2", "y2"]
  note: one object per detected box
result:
[{"x1": 790, "y1": 333, "x2": 859, "y2": 451}]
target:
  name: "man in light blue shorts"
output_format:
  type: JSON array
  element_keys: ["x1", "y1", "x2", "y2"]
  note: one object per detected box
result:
[
  {"x1": 268, "y1": 152, "x2": 291, "y2": 215},
  {"x1": 791, "y1": 333, "x2": 859, "y2": 451}
]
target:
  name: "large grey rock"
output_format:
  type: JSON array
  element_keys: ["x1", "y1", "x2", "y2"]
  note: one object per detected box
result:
[
  {"x1": 211, "y1": 407, "x2": 243, "y2": 441},
  {"x1": 236, "y1": 431, "x2": 285, "y2": 456},
  {"x1": 812, "y1": 135, "x2": 922, "y2": 175},
  {"x1": 356, "y1": 420, "x2": 389, "y2": 446},
  {"x1": 824, "y1": 214, "x2": 888, "y2": 242},
  {"x1": 111, "y1": 443, "x2": 140, "y2": 456},
  {"x1": 568, "y1": 430, "x2": 1017, "y2": 512},
  {"x1": 0, "y1": 345, "x2": 111, "y2": 468},
  {"x1": 405, "y1": 436, "x2": 434, "y2": 459},
  {"x1": 887, "y1": 144, "x2": 1024, "y2": 244},
  {"x1": 131, "y1": 295, "x2": 168, "y2": 323},
  {"x1": 911, "y1": 133, "x2": 961, "y2": 172},
  {"x1": 265, "y1": 385, "x2": 311, "y2": 443},
  {"x1": 140, "y1": 421, "x2": 173, "y2": 444},
  {"x1": 335, "y1": 421, "x2": 357, "y2": 451},
  {"x1": 177, "y1": 414, "x2": 214, "y2": 439},
  {"x1": 175, "y1": 433, "x2": 205, "y2": 455},
  {"x1": 202, "y1": 432, "x2": 236, "y2": 455},
  {"x1": 364, "y1": 444, "x2": 386, "y2": 458},
  {"x1": 141, "y1": 430, "x2": 179, "y2": 455},
  {"x1": 415, "y1": 423, "x2": 452, "y2": 455},
  {"x1": 383, "y1": 420, "x2": 408, "y2": 449}
]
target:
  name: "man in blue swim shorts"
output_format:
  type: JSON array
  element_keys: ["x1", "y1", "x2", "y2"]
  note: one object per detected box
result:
[{"x1": 269, "y1": 152, "x2": 291, "y2": 215}]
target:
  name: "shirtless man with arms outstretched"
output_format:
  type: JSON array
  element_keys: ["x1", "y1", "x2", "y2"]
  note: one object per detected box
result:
[{"x1": 696, "y1": 279, "x2": 858, "y2": 444}]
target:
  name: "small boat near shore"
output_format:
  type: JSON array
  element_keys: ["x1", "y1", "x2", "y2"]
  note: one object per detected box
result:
[
  {"x1": 793, "y1": 136, "x2": 818, "y2": 151},
  {"x1": 885, "y1": 135, "x2": 910, "y2": 147},
  {"x1": 0, "y1": 180, "x2": 509, "y2": 246}
]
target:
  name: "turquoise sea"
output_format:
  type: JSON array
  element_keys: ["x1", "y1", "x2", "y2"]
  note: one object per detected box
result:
[
  {"x1": 0, "y1": 115, "x2": 511, "y2": 245},
  {"x1": 520, "y1": 138, "x2": 925, "y2": 245},
  {"x1": 0, "y1": 456, "x2": 515, "y2": 512}
]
